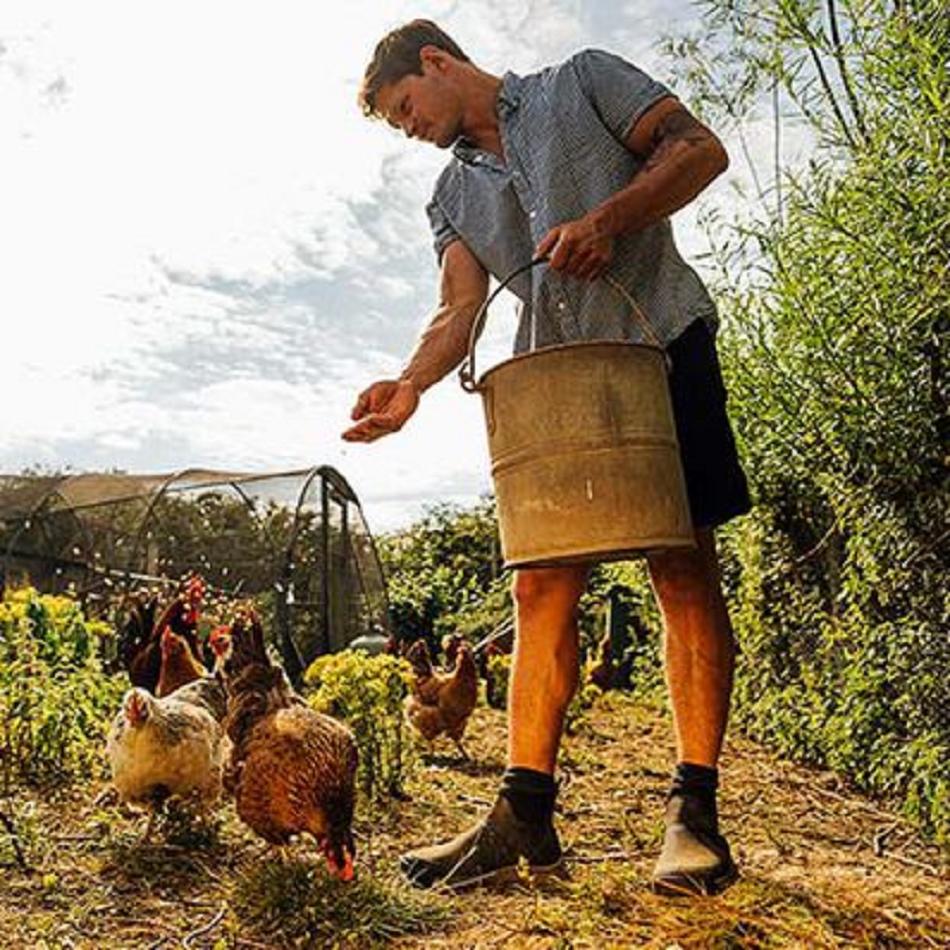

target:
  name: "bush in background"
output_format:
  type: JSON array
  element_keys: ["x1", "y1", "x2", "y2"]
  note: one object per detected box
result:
[
  {"x1": 0, "y1": 587, "x2": 124, "y2": 789},
  {"x1": 304, "y1": 651, "x2": 415, "y2": 801},
  {"x1": 664, "y1": 0, "x2": 950, "y2": 845}
]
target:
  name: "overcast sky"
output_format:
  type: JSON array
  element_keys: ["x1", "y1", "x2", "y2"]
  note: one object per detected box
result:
[{"x1": 0, "y1": 1, "x2": 802, "y2": 533}]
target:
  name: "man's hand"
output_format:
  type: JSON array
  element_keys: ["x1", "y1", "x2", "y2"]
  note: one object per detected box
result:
[
  {"x1": 342, "y1": 378, "x2": 420, "y2": 443},
  {"x1": 535, "y1": 213, "x2": 614, "y2": 280}
]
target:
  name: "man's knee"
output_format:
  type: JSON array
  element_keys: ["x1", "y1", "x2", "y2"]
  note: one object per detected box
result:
[
  {"x1": 648, "y1": 531, "x2": 722, "y2": 605},
  {"x1": 511, "y1": 565, "x2": 588, "y2": 616}
]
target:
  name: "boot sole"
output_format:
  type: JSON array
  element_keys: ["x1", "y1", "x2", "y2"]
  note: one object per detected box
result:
[{"x1": 650, "y1": 861, "x2": 739, "y2": 897}]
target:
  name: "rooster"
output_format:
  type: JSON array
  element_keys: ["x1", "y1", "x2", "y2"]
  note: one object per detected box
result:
[
  {"x1": 222, "y1": 610, "x2": 358, "y2": 881},
  {"x1": 106, "y1": 686, "x2": 225, "y2": 838},
  {"x1": 120, "y1": 575, "x2": 207, "y2": 692},
  {"x1": 405, "y1": 638, "x2": 478, "y2": 758}
]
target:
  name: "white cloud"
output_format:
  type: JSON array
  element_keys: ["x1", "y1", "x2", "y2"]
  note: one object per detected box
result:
[{"x1": 1, "y1": 0, "x2": 770, "y2": 536}]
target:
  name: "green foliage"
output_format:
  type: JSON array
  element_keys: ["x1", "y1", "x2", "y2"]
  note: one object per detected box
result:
[
  {"x1": 304, "y1": 650, "x2": 416, "y2": 801},
  {"x1": 486, "y1": 653, "x2": 511, "y2": 711},
  {"x1": 0, "y1": 587, "x2": 125, "y2": 790},
  {"x1": 378, "y1": 497, "x2": 510, "y2": 644},
  {"x1": 667, "y1": 0, "x2": 950, "y2": 845}
]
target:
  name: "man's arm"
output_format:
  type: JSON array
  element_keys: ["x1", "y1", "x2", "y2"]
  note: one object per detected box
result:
[
  {"x1": 342, "y1": 240, "x2": 488, "y2": 443},
  {"x1": 537, "y1": 98, "x2": 729, "y2": 279}
]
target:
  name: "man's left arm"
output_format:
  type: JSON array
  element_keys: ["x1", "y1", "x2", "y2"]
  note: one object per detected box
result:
[{"x1": 537, "y1": 97, "x2": 728, "y2": 280}]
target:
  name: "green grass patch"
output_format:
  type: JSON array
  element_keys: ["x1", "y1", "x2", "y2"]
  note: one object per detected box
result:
[{"x1": 232, "y1": 857, "x2": 453, "y2": 947}]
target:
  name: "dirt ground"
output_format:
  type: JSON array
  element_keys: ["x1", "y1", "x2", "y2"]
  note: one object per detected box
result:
[{"x1": 2, "y1": 692, "x2": 948, "y2": 948}]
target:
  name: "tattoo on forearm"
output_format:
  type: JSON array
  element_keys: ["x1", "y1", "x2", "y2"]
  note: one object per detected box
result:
[{"x1": 643, "y1": 109, "x2": 713, "y2": 172}]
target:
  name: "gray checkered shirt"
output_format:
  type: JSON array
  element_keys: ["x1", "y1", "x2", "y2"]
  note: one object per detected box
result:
[{"x1": 426, "y1": 49, "x2": 719, "y2": 352}]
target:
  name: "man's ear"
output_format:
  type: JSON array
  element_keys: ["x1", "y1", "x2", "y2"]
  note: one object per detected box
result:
[{"x1": 419, "y1": 44, "x2": 450, "y2": 73}]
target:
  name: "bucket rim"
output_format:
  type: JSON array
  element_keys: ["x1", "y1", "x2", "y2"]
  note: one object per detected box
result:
[{"x1": 474, "y1": 339, "x2": 666, "y2": 388}]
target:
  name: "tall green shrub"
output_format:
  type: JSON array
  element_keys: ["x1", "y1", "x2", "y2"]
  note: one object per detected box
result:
[
  {"x1": 304, "y1": 651, "x2": 415, "y2": 801},
  {"x1": 666, "y1": 0, "x2": 949, "y2": 843},
  {"x1": 0, "y1": 587, "x2": 125, "y2": 789}
]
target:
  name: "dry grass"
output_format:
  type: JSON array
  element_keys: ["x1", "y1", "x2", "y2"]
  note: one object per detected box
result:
[{"x1": 2, "y1": 691, "x2": 948, "y2": 948}]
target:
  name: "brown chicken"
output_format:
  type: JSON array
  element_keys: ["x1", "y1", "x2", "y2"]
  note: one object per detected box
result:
[
  {"x1": 441, "y1": 633, "x2": 464, "y2": 671},
  {"x1": 405, "y1": 638, "x2": 478, "y2": 758},
  {"x1": 156, "y1": 626, "x2": 206, "y2": 697},
  {"x1": 120, "y1": 575, "x2": 207, "y2": 692},
  {"x1": 223, "y1": 610, "x2": 358, "y2": 880}
]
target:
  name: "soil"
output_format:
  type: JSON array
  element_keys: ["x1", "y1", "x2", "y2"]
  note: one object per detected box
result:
[{"x1": 2, "y1": 692, "x2": 948, "y2": 948}]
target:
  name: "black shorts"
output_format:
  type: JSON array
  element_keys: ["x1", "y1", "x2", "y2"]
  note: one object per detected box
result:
[{"x1": 667, "y1": 319, "x2": 751, "y2": 530}]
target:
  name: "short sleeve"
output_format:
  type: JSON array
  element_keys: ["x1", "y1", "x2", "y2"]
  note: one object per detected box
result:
[
  {"x1": 425, "y1": 196, "x2": 460, "y2": 262},
  {"x1": 570, "y1": 48, "x2": 672, "y2": 143}
]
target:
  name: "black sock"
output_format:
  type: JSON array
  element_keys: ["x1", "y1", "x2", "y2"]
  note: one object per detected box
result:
[
  {"x1": 499, "y1": 767, "x2": 557, "y2": 825},
  {"x1": 669, "y1": 762, "x2": 718, "y2": 811}
]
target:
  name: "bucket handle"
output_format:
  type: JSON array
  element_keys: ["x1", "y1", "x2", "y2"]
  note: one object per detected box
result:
[{"x1": 458, "y1": 256, "x2": 666, "y2": 393}]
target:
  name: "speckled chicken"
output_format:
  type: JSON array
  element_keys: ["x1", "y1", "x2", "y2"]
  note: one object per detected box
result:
[
  {"x1": 106, "y1": 686, "x2": 225, "y2": 837},
  {"x1": 222, "y1": 610, "x2": 358, "y2": 880},
  {"x1": 405, "y1": 637, "x2": 478, "y2": 758}
]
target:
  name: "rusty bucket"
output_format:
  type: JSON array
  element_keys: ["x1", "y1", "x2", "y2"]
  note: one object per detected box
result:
[{"x1": 459, "y1": 259, "x2": 694, "y2": 569}]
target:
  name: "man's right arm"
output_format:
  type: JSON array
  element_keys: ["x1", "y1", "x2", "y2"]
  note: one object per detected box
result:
[{"x1": 342, "y1": 240, "x2": 488, "y2": 443}]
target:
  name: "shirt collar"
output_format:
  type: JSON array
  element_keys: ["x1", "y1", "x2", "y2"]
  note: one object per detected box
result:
[
  {"x1": 452, "y1": 71, "x2": 524, "y2": 166},
  {"x1": 496, "y1": 71, "x2": 525, "y2": 117}
]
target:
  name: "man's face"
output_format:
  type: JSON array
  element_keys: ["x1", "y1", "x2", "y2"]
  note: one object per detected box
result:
[{"x1": 376, "y1": 55, "x2": 463, "y2": 148}]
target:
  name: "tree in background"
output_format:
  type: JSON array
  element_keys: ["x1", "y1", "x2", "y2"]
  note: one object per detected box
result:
[{"x1": 664, "y1": 0, "x2": 948, "y2": 843}]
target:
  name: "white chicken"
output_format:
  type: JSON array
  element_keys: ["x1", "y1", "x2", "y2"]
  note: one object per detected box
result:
[{"x1": 106, "y1": 687, "x2": 226, "y2": 837}]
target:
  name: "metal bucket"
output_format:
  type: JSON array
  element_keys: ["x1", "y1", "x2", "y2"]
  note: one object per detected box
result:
[{"x1": 459, "y1": 259, "x2": 694, "y2": 569}]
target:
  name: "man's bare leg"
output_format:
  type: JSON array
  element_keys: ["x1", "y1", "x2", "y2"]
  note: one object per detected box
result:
[
  {"x1": 648, "y1": 528, "x2": 736, "y2": 766},
  {"x1": 400, "y1": 564, "x2": 587, "y2": 889},
  {"x1": 646, "y1": 527, "x2": 739, "y2": 895},
  {"x1": 508, "y1": 565, "x2": 588, "y2": 772}
]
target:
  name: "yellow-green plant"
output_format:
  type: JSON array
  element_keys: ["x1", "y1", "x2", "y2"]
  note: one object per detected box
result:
[
  {"x1": 486, "y1": 653, "x2": 511, "y2": 711},
  {"x1": 0, "y1": 587, "x2": 124, "y2": 789},
  {"x1": 305, "y1": 651, "x2": 415, "y2": 801}
]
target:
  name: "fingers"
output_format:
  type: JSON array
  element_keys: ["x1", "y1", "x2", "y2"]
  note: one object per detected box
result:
[
  {"x1": 535, "y1": 228, "x2": 560, "y2": 260},
  {"x1": 350, "y1": 383, "x2": 382, "y2": 421},
  {"x1": 342, "y1": 413, "x2": 401, "y2": 443}
]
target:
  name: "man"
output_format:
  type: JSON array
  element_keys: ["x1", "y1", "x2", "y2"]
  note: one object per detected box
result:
[{"x1": 344, "y1": 20, "x2": 750, "y2": 896}]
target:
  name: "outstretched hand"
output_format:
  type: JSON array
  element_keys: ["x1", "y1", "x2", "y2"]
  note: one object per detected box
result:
[
  {"x1": 342, "y1": 378, "x2": 420, "y2": 443},
  {"x1": 535, "y1": 213, "x2": 614, "y2": 280}
]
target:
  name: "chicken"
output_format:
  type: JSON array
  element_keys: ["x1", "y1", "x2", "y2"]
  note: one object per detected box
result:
[
  {"x1": 117, "y1": 593, "x2": 162, "y2": 692},
  {"x1": 106, "y1": 686, "x2": 225, "y2": 837},
  {"x1": 405, "y1": 637, "x2": 478, "y2": 758},
  {"x1": 222, "y1": 610, "x2": 358, "y2": 881},
  {"x1": 156, "y1": 626, "x2": 206, "y2": 697},
  {"x1": 161, "y1": 625, "x2": 232, "y2": 722},
  {"x1": 441, "y1": 633, "x2": 464, "y2": 671},
  {"x1": 120, "y1": 575, "x2": 208, "y2": 692},
  {"x1": 163, "y1": 625, "x2": 232, "y2": 721}
]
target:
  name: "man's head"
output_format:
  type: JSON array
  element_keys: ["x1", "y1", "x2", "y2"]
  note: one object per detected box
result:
[{"x1": 359, "y1": 19, "x2": 472, "y2": 147}]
